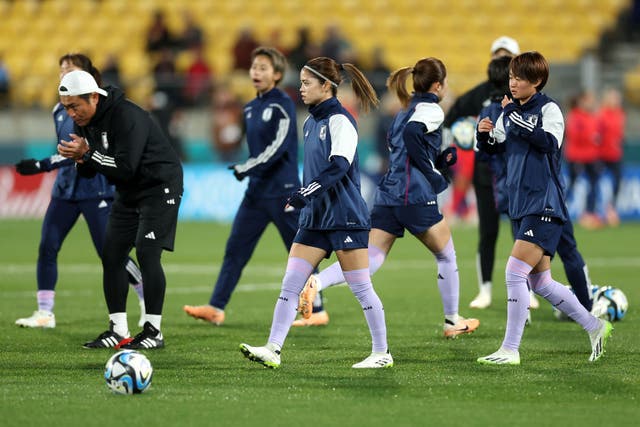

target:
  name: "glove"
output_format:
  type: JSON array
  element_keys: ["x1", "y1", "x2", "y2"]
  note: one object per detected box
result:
[
  {"x1": 227, "y1": 164, "x2": 246, "y2": 181},
  {"x1": 435, "y1": 147, "x2": 457, "y2": 170},
  {"x1": 287, "y1": 189, "x2": 311, "y2": 209},
  {"x1": 15, "y1": 159, "x2": 42, "y2": 175}
]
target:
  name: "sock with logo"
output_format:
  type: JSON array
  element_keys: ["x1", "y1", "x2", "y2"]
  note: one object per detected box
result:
[
  {"x1": 316, "y1": 244, "x2": 386, "y2": 291},
  {"x1": 344, "y1": 268, "x2": 388, "y2": 353},
  {"x1": 501, "y1": 256, "x2": 533, "y2": 351},
  {"x1": 529, "y1": 270, "x2": 600, "y2": 332},
  {"x1": 267, "y1": 257, "x2": 314, "y2": 348},
  {"x1": 37, "y1": 290, "x2": 55, "y2": 312},
  {"x1": 434, "y1": 238, "x2": 460, "y2": 316}
]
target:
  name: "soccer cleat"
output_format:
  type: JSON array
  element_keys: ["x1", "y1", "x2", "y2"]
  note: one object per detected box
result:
[
  {"x1": 443, "y1": 316, "x2": 480, "y2": 338},
  {"x1": 292, "y1": 310, "x2": 330, "y2": 327},
  {"x1": 588, "y1": 319, "x2": 613, "y2": 362},
  {"x1": 120, "y1": 321, "x2": 165, "y2": 350},
  {"x1": 477, "y1": 347, "x2": 521, "y2": 365},
  {"x1": 15, "y1": 310, "x2": 56, "y2": 328},
  {"x1": 83, "y1": 321, "x2": 130, "y2": 349},
  {"x1": 529, "y1": 290, "x2": 540, "y2": 309},
  {"x1": 183, "y1": 304, "x2": 225, "y2": 325},
  {"x1": 138, "y1": 300, "x2": 146, "y2": 328},
  {"x1": 298, "y1": 275, "x2": 320, "y2": 319},
  {"x1": 352, "y1": 351, "x2": 394, "y2": 369},
  {"x1": 469, "y1": 291, "x2": 491, "y2": 309},
  {"x1": 239, "y1": 343, "x2": 281, "y2": 369}
]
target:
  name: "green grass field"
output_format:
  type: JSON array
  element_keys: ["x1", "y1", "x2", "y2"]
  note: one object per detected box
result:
[{"x1": 1, "y1": 219, "x2": 638, "y2": 426}]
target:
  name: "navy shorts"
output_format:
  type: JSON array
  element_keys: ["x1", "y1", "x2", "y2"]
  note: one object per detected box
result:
[
  {"x1": 293, "y1": 228, "x2": 369, "y2": 258},
  {"x1": 511, "y1": 215, "x2": 564, "y2": 257},
  {"x1": 371, "y1": 204, "x2": 443, "y2": 237}
]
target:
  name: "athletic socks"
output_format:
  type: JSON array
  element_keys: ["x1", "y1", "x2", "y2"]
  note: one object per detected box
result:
[
  {"x1": 316, "y1": 244, "x2": 386, "y2": 291},
  {"x1": 37, "y1": 290, "x2": 55, "y2": 313},
  {"x1": 267, "y1": 257, "x2": 314, "y2": 348},
  {"x1": 109, "y1": 312, "x2": 130, "y2": 337},
  {"x1": 502, "y1": 256, "x2": 533, "y2": 351},
  {"x1": 434, "y1": 238, "x2": 460, "y2": 317},
  {"x1": 344, "y1": 268, "x2": 388, "y2": 353},
  {"x1": 529, "y1": 270, "x2": 600, "y2": 332}
]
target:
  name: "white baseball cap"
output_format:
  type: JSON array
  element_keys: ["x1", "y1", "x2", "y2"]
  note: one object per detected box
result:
[
  {"x1": 58, "y1": 70, "x2": 107, "y2": 97},
  {"x1": 490, "y1": 36, "x2": 520, "y2": 55}
]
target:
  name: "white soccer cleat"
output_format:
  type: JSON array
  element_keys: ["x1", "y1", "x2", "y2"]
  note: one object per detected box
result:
[
  {"x1": 477, "y1": 347, "x2": 520, "y2": 365},
  {"x1": 469, "y1": 290, "x2": 492, "y2": 309},
  {"x1": 15, "y1": 310, "x2": 56, "y2": 328},
  {"x1": 352, "y1": 351, "x2": 394, "y2": 369},
  {"x1": 588, "y1": 319, "x2": 613, "y2": 362},
  {"x1": 529, "y1": 290, "x2": 540, "y2": 309},
  {"x1": 239, "y1": 343, "x2": 281, "y2": 369},
  {"x1": 138, "y1": 300, "x2": 146, "y2": 328}
]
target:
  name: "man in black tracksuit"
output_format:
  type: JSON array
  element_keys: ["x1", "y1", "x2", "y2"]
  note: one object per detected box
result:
[{"x1": 57, "y1": 70, "x2": 182, "y2": 349}]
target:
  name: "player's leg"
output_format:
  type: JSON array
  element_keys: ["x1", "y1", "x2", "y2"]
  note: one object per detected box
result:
[
  {"x1": 556, "y1": 219, "x2": 593, "y2": 311},
  {"x1": 121, "y1": 187, "x2": 181, "y2": 350},
  {"x1": 80, "y1": 197, "x2": 146, "y2": 326},
  {"x1": 83, "y1": 198, "x2": 136, "y2": 348},
  {"x1": 183, "y1": 196, "x2": 269, "y2": 324},
  {"x1": 470, "y1": 160, "x2": 500, "y2": 308},
  {"x1": 418, "y1": 216, "x2": 479, "y2": 338},
  {"x1": 336, "y1": 235, "x2": 392, "y2": 369},
  {"x1": 240, "y1": 238, "x2": 326, "y2": 368},
  {"x1": 16, "y1": 198, "x2": 80, "y2": 328}
]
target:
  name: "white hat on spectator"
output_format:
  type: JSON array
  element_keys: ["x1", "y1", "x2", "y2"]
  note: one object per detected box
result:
[
  {"x1": 59, "y1": 70, "x2": 107, "y2": 97},
  {"x1": 490, "y1": 36, "x2": 520, "y2": 56}
]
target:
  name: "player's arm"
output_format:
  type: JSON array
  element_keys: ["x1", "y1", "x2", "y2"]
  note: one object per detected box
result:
[
  {"x1": 476, "y1": 114, "x2": 506, "y2": 154},
  {"x1": 502, "y1": 102, "x2": 564, "y2": 153},
  {"x1": 231, "y1": 103, "x2": 293, "y2": 181},
  {"x1": 286, "y1": 114, "x2": 354, "y2": 208},
  {"x1": 15, "y1": 154, "x2": 73, "y2": 175}
]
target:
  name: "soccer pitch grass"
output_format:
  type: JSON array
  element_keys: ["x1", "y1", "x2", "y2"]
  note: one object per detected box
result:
[{"x1": 1, "y1": 219, "x2": 638, "y2": 426}]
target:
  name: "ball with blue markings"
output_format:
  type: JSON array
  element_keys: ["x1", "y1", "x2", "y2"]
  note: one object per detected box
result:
[
  {"x1": 104, "y1": 350, "x2": 153, "y2": 394},
  {"x1": 592, "y1": 286, "x2": 628, "y2": 322}
]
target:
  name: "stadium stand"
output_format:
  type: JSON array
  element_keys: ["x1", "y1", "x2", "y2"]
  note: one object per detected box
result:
[{"x1": 0, "y1": 0, "x2": 631, "y2": 108}]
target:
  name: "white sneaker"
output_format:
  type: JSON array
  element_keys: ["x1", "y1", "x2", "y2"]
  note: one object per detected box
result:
[
  {"x1": 469, "y1": 290, "x2": 491, "y2": 309},
  {"x1": 525, "y1": 310, "x2": 532, "y2": 326},
  {"x1": 352, "y1": 351, "x2": 394, "y2": 368},
  {"x1": 15, "y1": 310, "x2": 56, "y2": 328},
  {"x1": 588, "y1": 319, "x2": 613, "y2": 362},
  {"x1": 239, "y1": 343, "x2": 281, "y2": 369},
  {"x1": 138, "y1": 300, "x2": 146, "y2": 327},
  {"x1": 529, "y1": 290, "x2": 540, "y2": 309},
  {"x1": 477, "y1": 347, "x2": 520, "y2": 365}
]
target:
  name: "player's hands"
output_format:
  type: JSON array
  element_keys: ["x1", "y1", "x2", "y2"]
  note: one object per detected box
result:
[
  {"x1": 15, "y1": 159, "x2": 42, "y2": 175},
  {"x1": 58, "y1": 133, "x2": 89, "y2": 161},
  {"x1": 436, "y1": 146, "x2": 457, "y2": 169},
  {"x1": 227, "y1": 164, "x2": 245, "y2": 181},
  {"x1": 286, "y1": 189, "x2": 310, "y2": 209},
  {"x1": 501, "y1": 95, "x2": 513, "y2": 109},
  {"x1": 477, "y1": 117, "x2": 494, "y2": 134}
]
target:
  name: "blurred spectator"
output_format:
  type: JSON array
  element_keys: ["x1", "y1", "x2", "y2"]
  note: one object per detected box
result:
[
  {"x1": 101, "y1": 54, "x2": 122, "y2": 89},
  {"x1": 366, "y1": 46, "x2": 391, "y2": 97},
  {"x1": 564, "y1": 90, "x2": 602, "y2": 228},
  {"x1": 232, "y1": 28, "x2": 260, "y2": 71},
  {"x1": 149, "y1": 90, "x2": 184, "y2": 161},
  {"x1": 597, "y1": 87, "x2": 626, "y2": 226},
  {"x1": 320, "y1": 24, "x2": 352, "y2": 63},
  {"x1": 146, "y1": 9, "x2": 174, "y2": 53},
  {"x1": 211, "y1": 83, "x2": 244, "y2": 161},
  {"x1": 177, "y1": 10, "x2": 204, "y2": 51},
  {"x1": 153, "y1": 48, "x2": 183, "y2": 107},
  {"x1": 373, "y1": 92, "x2": 402, "y2": 176},
  {"x1": 183, "y1": 46, "x2": 213, "y2": 107},
  {"x1": 266, "y1": 28, "x2": 288, "y2": 56},
  {"x1": 0, "y1": 55, "x2": 9, "y2": 109},
  {"x1": 289, "y1": 27, "x2": 314, "y2": 71}
]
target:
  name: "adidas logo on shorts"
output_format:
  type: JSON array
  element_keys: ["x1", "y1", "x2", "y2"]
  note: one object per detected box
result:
[
  {"x1": 344, "y1": 236, "x2": 353, "y2": 243},
  {"x1": 524, "y1": 229, "x2": 534, "y2": 237}
]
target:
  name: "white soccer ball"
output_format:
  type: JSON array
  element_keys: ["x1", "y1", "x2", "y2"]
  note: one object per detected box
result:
[
  {"x1": 591, "y1": 286, "x2": 628, "y2": 322},
  {"x1": 104, "y1": 350, "x2": 153, "y2": 395},
  {"x1": 450, "y1": 116, "x2": 477, "y2": 150}
]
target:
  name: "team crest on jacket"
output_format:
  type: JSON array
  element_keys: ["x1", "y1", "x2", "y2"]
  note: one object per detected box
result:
[
  {"x1": 262, "y1": 107, "x2": 273, "y2": 121},
  {"x1": 522, "y1": 113, "x2": 539, "y2": 127},
  {"x1": 319, "y1": 125, "x2": 327, "y2": 141},
  {"x1": 101, "y1": 132, "x2": 109, "y2": 150}
]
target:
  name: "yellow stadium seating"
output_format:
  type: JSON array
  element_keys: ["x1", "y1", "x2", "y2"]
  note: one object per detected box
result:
[{"x1": 0, "y1": 0, "x2": 631, "y2": 108}]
